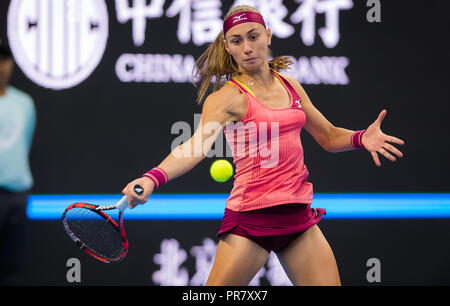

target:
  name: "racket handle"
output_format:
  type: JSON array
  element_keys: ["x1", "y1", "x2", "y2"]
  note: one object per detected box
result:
[
  {"x1": 117, "y1": 184, "x2": 145, "y2": 211},
  {"x1": 133, "y1": 184, "x2": 144, "y2": 195},
  {"x1": 116, "y1": 195, "x2": 129, "y2": 212}
]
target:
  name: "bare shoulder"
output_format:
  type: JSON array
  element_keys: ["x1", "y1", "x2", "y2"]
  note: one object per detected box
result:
[
  {"x1": 202, "y1": 81, "x2": 247, "y2": 122},
  {"x1": 277, "y1": 71, "x2": 311, "y2": 99},
  {"x1": 277, "y1": 71, "x2": 302, "y2": 89},
  {"x1": 204, "y1": 81, "x2": 243, "y2": 109}
]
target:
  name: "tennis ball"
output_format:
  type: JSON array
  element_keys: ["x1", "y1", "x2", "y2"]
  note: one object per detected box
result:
[{"x1": 210, "y1": 159, "x2": 233, "y2": 183}]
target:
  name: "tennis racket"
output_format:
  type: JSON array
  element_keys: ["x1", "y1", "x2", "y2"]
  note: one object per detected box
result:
[{"x1": 61, "y1": 184, "x2": 144, "y2": 263}]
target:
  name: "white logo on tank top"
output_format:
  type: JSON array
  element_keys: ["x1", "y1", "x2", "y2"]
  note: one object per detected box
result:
[{"x1": 294, "y1": 99, "x2": 302, "y2": 109}]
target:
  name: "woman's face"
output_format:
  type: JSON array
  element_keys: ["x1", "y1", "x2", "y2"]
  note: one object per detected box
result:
[{"x1": 224, "y1": 22, "x2": 271, "y2": 72}]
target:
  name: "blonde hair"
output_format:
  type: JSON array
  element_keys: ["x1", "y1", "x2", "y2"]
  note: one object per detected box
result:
[{"x1": 193, "y1": 5, "x2": 293, "y2": 104}]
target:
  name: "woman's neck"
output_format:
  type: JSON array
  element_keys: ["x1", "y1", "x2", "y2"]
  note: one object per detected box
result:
[{"x1": 237, "y1": 65, "x2": 273, "y2": 87}]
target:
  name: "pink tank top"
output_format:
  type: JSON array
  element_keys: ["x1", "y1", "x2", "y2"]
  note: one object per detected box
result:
[{"x1": 223, "y1": 70, "x2": 314, "y2": 212}]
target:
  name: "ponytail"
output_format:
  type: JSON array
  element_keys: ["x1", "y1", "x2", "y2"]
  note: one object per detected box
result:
[{"x1": 194, "y1": 31, "x2": 237, "y2": 104}]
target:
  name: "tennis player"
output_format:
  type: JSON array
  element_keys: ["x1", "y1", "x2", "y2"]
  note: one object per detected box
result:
[{"x1": 122, "y1": 5, "x2": 404, "y2": 286}]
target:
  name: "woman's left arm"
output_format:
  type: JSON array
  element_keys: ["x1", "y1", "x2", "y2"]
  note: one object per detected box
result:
[{"x1": 282, "y1": 73, "x2": 405, "y2": 167}]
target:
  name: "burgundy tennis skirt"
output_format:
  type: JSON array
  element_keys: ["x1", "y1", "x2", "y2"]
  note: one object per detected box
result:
[{"x1": 217, "y1": 203, "x2": 326, "y2": 253}]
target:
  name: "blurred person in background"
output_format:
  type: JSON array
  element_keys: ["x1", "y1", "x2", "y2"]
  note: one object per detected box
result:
[{"x1": 0, "y1": 43, "x2": 36, "y2": 285}]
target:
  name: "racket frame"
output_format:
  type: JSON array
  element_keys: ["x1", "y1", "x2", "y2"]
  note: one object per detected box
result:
[{"x1": 61, "y1": 198, "x2": 128, "y2": 263}]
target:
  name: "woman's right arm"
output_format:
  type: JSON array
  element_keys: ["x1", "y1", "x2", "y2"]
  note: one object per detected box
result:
[{"x1": 122, "y1": 85, "x2": 244, "y2": 208}]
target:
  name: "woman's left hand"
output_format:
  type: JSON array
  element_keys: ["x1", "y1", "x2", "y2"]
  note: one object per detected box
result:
[{"x1": 362, "y1": 109, "x2": 405, "y2": 167}]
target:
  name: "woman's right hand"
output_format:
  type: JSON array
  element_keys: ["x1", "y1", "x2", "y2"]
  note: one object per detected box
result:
[{"x1": 121, "y1": 176, "x2": 155, "y2": 209}]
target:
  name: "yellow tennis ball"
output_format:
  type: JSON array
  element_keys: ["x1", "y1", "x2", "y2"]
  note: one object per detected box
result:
[{"x1": 210, "y1": 159, "x2": 233, "y2": 183}]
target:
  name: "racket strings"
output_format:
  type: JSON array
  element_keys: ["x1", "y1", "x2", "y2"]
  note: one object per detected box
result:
[{"x1": 64, "y1": 207, "x2": 124, "y2": 260}]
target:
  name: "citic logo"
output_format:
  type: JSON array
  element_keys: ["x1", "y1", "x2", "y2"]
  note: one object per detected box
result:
[{"x1": 7, "y1": 0, "x2": 109, "y2": 90}]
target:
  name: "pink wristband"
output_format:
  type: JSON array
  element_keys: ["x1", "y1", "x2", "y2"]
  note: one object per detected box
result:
[
  {"x1": 143, "y1": 167, "x2": 168, "y2": 188},
  {"x1": 351, "y1": 130, "x2": 366, "y2": 149}
]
